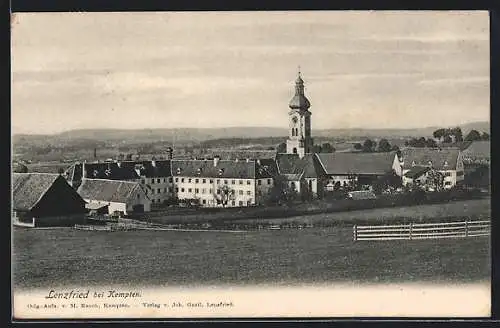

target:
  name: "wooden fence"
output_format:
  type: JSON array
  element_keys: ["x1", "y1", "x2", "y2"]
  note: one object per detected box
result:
[{"x1": 353, "y1": 220, "x2": 490, "y2": 241}]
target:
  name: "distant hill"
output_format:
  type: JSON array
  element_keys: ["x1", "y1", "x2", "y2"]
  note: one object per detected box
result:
[{"x1": 13, "y1": 121, "x2": 489, "y2": 144}]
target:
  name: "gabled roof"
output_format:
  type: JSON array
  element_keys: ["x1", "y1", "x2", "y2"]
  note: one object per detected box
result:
[
  {"x1": 316, "y1": 152, "x2": 396, "y2": 175},
  {"x1": 400, "y1": 147, "x2": 460, "y2": 170},
  {"x1": 461, "y1": 141, "x2": 490, "y2": 162},
  {"x1": 12, "y1": 173, "x2": 61, "y2": 211},
  {"x1": 274, "y1": 153, "x2": 325, "y2": 180},
  {"x1": 77, "y1": 179, "x2": 146, "y2": 203},
  {"x1": 404, "y1": 166, "x2": 431, "y2": 179},
  {"x1": 170, "y1": 159, "x2": 265, "y2": 179}
]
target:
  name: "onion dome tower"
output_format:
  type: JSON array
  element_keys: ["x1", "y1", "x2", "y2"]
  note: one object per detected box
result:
[{"x1": 286, "y1": 67, "x2": 313, "y2": 158}]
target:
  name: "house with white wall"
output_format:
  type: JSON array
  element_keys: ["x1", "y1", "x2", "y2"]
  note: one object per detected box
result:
[
  {"x1": 77, "y1": 178, "x2": 151, "y2": 215},
  {"x1": 398, "y1": 147, "x2": 464, "y2": 189}
]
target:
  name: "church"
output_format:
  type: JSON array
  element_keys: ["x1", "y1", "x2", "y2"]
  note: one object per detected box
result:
[{"x1": 64, "y1": 70, "x2": 402, "y2": 211}]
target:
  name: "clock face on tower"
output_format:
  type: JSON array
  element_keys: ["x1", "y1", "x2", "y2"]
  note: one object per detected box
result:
[{"x1": 292, "y1": 116, "x2": 298, "y2": 124}]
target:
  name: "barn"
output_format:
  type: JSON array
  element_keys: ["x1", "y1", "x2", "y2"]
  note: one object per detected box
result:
[
  {"x1": 77, "y1": 178, "x2": 151, "y2": 216},
  {"x1": 12, "y1": 173, "x2": 87, "y2": 227}
]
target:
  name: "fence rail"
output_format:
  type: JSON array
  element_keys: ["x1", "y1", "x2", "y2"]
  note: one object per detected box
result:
[{"x1": 353, "y1": 220, "x2": 490, "y2": 241}]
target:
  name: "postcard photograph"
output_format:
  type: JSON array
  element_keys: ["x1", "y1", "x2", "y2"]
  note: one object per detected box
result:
[{"x1": 11, "y1": 11, "x2": 491, "y2": 319}]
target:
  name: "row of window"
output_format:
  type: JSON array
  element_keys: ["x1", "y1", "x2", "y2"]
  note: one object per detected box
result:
[
  {"x1": 176, "y1": 188, "x2": 254, "y2": 196},
  {"x1": 145, "y1": 178, "x2": 173, "y2": 184},
  {"x1": 141, "y1": 177, "x2": 273, "y2": 186}
]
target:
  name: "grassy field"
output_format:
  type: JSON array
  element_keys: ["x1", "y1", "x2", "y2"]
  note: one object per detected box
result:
[
  {"x1": 13, "y1": 223, "x2": 490, "y2": 290},
  {"x1": 233, "y1": 198, "x2": 491, "y2": 226}
]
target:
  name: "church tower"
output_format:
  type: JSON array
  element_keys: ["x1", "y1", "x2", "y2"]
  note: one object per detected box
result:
[{"x1": 286, "y1": 68, "x2": 313, "y2": 158}]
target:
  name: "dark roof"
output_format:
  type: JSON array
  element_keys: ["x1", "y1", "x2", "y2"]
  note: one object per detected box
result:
[
  {"x1": 77, "y1": 179, "x2": 146, "y2": 203},
  {"x1": 74, "y1": 160, "x2": 172, "y2": 180},
  {"x1": 404, "y1": 166, "x2": 431, "y2": 179},
  {"x1": 275, "y1": 153, "x2": 325, "y2": 180},
  {"x1": 289, "y1": 94, "x2": 311, "y2": 109},
  {"x1": 461, "y1": 141, "x2": 490, "y2": 162},
  {"x1": 12, "y1": 173, "x2": 61, "y2": 211},
  {"x1": 400, "y1": 147, "x2": 460, "y2": 170},
  {"x1": 170, "y1": 159, "x2": 273, "y2": 179},
  {"x1": 316, "y1": 152, "x2": 396, "y2": 175}
]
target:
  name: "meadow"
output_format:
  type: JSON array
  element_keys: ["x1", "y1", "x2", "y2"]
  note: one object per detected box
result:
[{"x1": 13, "y1": 219, "x2": 490, "y2": 290}]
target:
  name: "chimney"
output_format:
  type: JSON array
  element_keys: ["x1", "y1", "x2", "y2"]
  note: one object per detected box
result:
[
  {"x1": 166, "y1": 147, "x2": 173, "y2": 160},
  {"x1": 152, "y1": 160, "x2": 156, "y2": 167},
  {"x1": 235, "y1": 158, "x2": 239, "y2": 163},
  {"x1": 257, "y1": 159, "x2": 261, "y2": 165},
  {"x1": 246, "y1": 158, "x2": 250, "y2": 163},
  {"x1": 117, "y1": 161, "x2": 122, "y2": 168},
  {"x1": 213, "y1": 156, "x2": 220, "y2": 167}
]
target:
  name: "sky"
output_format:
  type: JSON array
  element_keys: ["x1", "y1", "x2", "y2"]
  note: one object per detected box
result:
[{"x1": 11, "y1": 11, "x2": 490, "y2": 134}]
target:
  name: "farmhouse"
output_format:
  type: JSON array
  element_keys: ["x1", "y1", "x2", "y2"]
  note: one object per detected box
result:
[
  {"x1": 12, "y1": 173, "x2": 86, "y2": 227},
  {"x1": 398, "y1": 147, "x2": 464, "y2": 189},
  {"x1": 461, "y1": 140, "x2": 490, "y2": 166},
  {"x1": 77, "y1": 178, "x2": 151, "y2": 215},
  {"x1": 315, "y1": 152, "x2": 400, "y2": 191}
]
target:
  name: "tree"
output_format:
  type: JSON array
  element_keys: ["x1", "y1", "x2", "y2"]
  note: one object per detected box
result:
[
  {"x1": 276, "y1": 142, "x2": 287, "y2": 153},
  {"x1": 425, "y1": 138, "x2": 437, "y2": 148},
  {"x1": 391, "y1": 144, "x2": 400, "y2": 152},
  {"x1": 267, "y1": 176, "x2": 299, "y2": 205},
  {"x1": 433, "y1": 128, "x2": 447, "y2": 139},
  {"x1": 312, "y1": 145, "x2": 322, "y2": 153},
  {"x1": 451, "y1": 127, "x2": 463, "y2": 142},
  {"x1": 321, "y1": 142, "x2": 335, "y2": 153},
  {"x1": 362, "y1": 139, "x2": 376, "y2": 152},
  {"x1": 125, "y1": 153, "x2": 133, "y2": 160},
  {"x1": 214, "y1": 185, "x2": 235, "y2": 207},
  {"x1": 373, "y1": 170, "x2": 402, "y2": 194},
  {"x1": 377, "y1": 139, "x2": 392, "y2": 152},
  {"x1": 443, "y1": 135, "x2": 453, "y2": 143},
  {"x1": 353, "y1": 143, "x2": 363, "y2": 150},
  {"x1": 465, "y1": 129, "x2": 482, "y2": 142},
  {"x1": 481, "y1": 132, "x2": 490, "y2": 141}
]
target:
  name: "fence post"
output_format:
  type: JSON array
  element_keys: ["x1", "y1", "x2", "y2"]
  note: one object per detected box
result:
[
  {"x1": 409, "y1": 222, "x2": 413, "y2": 240},
  {"x1": 465, "y1": 220, "x2": 468, "y2": 237},
  {"x1": 353, "y1": 225, "x2": 357, "y2": 242}
]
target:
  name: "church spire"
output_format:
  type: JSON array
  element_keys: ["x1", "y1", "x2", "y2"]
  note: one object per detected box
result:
[{"x1": 295, "y1": 66, "x2": 304, "y2": 95}]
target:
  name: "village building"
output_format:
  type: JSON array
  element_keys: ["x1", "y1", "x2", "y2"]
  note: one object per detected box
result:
[
  {"x1": 398, "y1": 147, "x2": 464, "y2": 189},
  {"x1": 274, "y1": 153, "x2": 325, "y2": 197},
  {"x1": 460, "y1": 140, "x2": 490, "y2": 190},
  {"x1": 77, "y1": 178, "x2": 151, "y2": 215},
  {"x1": 12, "y1": 173, "x2": 87, "y2": 227},
  {"x1": 170, "y1": 157, "x2": 275, "y2": 207},
  {"x1": 315, "y1": 152, "x2": 400, "y2": 191},
  {"x1": 461, "y1": 140, "x2": 490, "y2": 166}
]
